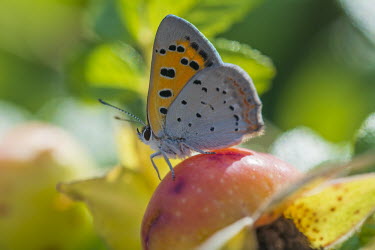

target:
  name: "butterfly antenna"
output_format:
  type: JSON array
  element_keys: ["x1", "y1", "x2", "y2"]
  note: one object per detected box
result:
[
  {"x1": 98, "y1": 99, "x2": 146, "y2": 126},
  {"x1": 114, "y1": 116, "x2": 144, "y2": 124}
]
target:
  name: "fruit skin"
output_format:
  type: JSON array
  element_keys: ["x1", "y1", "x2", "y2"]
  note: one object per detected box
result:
[
  {"x1": 141, "y1": 148, "x2": 301, "y2": 250},
  {"x1": 0, "y1": 123, "x2": 96, "y2": 250}
]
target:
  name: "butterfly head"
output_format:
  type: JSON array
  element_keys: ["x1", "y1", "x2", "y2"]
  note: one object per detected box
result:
[{"x1": 137, "y1": 125, "x2": 154, "y2": 145}]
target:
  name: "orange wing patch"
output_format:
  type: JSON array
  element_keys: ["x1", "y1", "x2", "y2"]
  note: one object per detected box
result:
[
  {"x1": 148, "y1": 38, "x2": 212, "y2": 136},
  {"x1": 229, "y1": 78, "x2": 260, "y2": 132}
]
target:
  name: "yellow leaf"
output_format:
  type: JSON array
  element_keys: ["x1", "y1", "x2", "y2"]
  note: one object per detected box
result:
[
  {"x1": 58, "y1": 166, "x2": 151, "y2": 250},
  {"x1": 284, "y1": 174, "x2": 375, "y2": 248},
  {"x1": 255, "y1": 151, "x2": 375, "y2": 226}
]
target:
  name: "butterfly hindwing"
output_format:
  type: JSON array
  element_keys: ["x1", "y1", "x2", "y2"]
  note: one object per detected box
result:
[
  {"x1": 165, "y1": 64, "x2": 263, "y2": 150},
  {"x1": 147, "y1": 15, "x2": 222, "y2": 137}
]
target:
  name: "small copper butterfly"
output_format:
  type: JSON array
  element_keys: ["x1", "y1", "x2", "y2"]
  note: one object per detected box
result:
[{"x1": 100, "y1": 15, "x2": 264, "y2": 180}]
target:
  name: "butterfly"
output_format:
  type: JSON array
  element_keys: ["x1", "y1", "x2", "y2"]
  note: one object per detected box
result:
[{"x1": 100, "y1": 15, "x2": 264, "y2": 180}]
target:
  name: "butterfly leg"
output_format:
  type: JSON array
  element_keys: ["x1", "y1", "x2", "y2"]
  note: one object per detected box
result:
[
  {"x1": 150, "y1": 152, "x2": 162, "y2": 180},
  {"x1": 161, "y1": 151, "x2": 175, "y2": 180},
  {"x1": 182, "y1": 142, "x2": 216, "y2": 155}
]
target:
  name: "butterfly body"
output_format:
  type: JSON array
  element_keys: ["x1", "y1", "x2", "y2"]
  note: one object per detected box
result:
[{"x1": 138, "y1": 125, "x2": 193, "y2": 159}]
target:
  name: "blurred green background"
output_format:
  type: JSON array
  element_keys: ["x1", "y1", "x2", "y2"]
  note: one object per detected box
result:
[
  {"x1": 0, "y1": 0, "x2": 375, "y2": 249},
  {"x1": 1, "y1": 0, "x2": 374, "y2": 168}
]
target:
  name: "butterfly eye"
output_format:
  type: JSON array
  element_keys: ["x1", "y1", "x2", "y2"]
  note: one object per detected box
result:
[{"x1": 143, "y1": 127, "x2": 152, "y2": 141}]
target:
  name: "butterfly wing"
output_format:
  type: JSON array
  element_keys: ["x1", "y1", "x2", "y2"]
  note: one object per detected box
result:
[
  {"x1": 147, "y1": 15, "x2": 222, "y2": 137},
  {"x1": 165, "y1": 63, "x2": 263, "y2": 150}
]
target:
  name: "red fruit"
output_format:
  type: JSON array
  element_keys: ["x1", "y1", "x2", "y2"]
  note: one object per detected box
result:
[
  {"x1": 141, "y1": 148, "x2": 301, "y2": 250},
  {"x1": 0, "y1": 123, "x2": 95, "y2": 249}
]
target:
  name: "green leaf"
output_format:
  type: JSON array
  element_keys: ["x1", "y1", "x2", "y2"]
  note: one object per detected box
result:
[
  {"x1": 339, "y1": 215, "x2": 375, "y2": 250},
  {"x1": 355, "y1": 113, "x2": 375, "y2": 156},
  {"x1": 117, "y1": 0, "x2": 263, "y2": 52},
  {"x1": 0, "y1": 50, "x2": 61, "y2": 112},
  {"x1": 67, "y1": 42, "x2": 147, "y2": 100},
  {"x1": 214, "y1": 38, "x2": 276, "y2": 94},
  {"x1": 351, "y1": 113, "x2": 375, "y2": 174},
  {"x1": 89, "y1": 0, "x2": 132, "y2": 42},
  {"x1": 85, "y1": 42, "x2": 145, "y2": 88},
  {"x1": 117, "y1": 0, "x2": 153, "y2": 51},
  {"x1": 183, "y1": 0, "x2": 263, "y2": 38},
  {"x1": 146, "y1": 0, "x2": 199, "y2": 38}
]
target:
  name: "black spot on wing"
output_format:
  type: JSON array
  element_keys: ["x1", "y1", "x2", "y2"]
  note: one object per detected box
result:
[
  {"x1": 202, "y1": 87, "x2": 207, "y2": 92},
  {"x1": 167, "y1": 69, "x2": 175, "y2": 78},
  {"x1": 193, "y1": 80, "x2": 201, "y2": 85},
  {"x1": 160, "y1": 68, "x2": 167, "y2": 76},
  {"x1": 181, "y1": 100, "x2": 187, "y2": 105},
  {"x1": 160, "y1": 49, "x2": 166, "y2": 54},
  {"x1": 205, "y1": 60, "x2": 213, "y2": 67},
  {"x1": 168, "y1": 45, "x2": 176, "y2": 51},
  {"x1": 200, "y1": 101, "x2": 215, "y2": 111},
  {"x1": 190, "y1": 42, "x2": 199, "y2": 51},
  {"x1": 160, "y1": 68, "x2": 175, "y2": 78},
  {"x1": 199, "y1": 50, "x2": 208, "y2": 61},
  {"x1": 180, "y1": 58, "x2": 188, "y2": 65},
  {"x1": 160, "y1": 107, "x2": 168, "y2": 114},
  {"x1": 196, "y1": 113, "x2": 202, "y2": 118},
  {"x1": 177, "y1": 46, "x2": 185, "y2": 52},
  {"x1": 159, "y1": 89, "x2": 173, "y2": 98},
  {"x1": 189, "y1": 61, "x2": 199, "y2": 70}
]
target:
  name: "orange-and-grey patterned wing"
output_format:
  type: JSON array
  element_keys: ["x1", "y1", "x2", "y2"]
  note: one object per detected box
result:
[{"x1": 147, "y1": 15, "x2": 222, "y2": 137}]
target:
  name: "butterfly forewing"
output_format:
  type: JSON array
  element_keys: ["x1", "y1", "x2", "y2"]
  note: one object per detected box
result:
[
  {"x1": 147, "y1": 15, "x2": 222, "y2": 137},
  {"x1": 165, "y1": 64, "x2": 263, "y2": 150}
]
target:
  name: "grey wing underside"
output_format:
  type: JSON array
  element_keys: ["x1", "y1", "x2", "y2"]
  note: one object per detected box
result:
[
  {"x1": 165, "y1": 64, "x2": 264, "y2": 150},
  {"x1": 151, "y1": 15, "x2": 222, "y2": 65}
]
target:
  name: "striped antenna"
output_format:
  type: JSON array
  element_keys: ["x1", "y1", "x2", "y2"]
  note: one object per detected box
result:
[{"x1": 98, "y1": 99, "x2": 146, "y2": 126}]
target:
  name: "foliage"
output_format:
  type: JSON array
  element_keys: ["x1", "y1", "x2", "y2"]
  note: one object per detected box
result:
[
  {"x1": 0, "y1": 0, "x2": 374, "y2": 249},
  {"x1": 68, "y1": 0, "x2": 274, "y2": 119}
]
